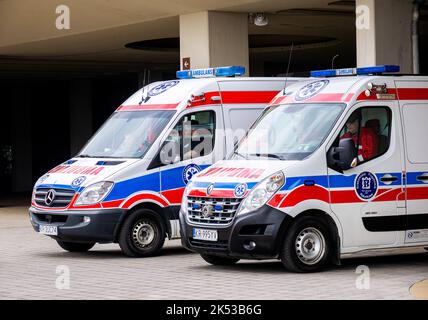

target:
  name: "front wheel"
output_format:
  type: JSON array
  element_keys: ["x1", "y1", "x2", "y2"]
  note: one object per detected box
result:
[
  {"x1": 280, "y1": 216, "x2": 332, "y2": 273},
  {"x1": 56, "y1": 240, "x2": 95, "y2": 252},
  {"x1": 200, "y1": 253, "x2": 240, "y2": 266},
  {"x1": 118, "y1": 209, "x2": 165, "y2": 257}
]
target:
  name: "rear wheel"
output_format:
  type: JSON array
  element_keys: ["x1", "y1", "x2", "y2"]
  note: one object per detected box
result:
[
  {"x1": 56, "y1": 240, "x2": 95, "y2": 252},
  {"x1": 200, "y1": 253, "x2": 240, "y2": 266},
  {"x1": 280, "y1": 216, "x2": 332, "y2": 273},
  {"x1": 118, "y1": 209, "x2": 165, "y2": 257}
]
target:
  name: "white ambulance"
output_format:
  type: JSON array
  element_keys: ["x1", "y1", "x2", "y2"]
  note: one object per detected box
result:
[
  {"x1": 180, "y1": 65, "x2": 428, "y2": 272},
  {"x1": 29, "y1": 66, "x2": 304, "y2": 257}
]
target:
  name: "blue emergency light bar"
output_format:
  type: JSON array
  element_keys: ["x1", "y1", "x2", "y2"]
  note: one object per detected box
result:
[
  {"x1": 176, "y1": 66, "x2": 245, "y2": 79},
  {"x1": 310, "y1": 65, "x2": 400, "y2": 77}
]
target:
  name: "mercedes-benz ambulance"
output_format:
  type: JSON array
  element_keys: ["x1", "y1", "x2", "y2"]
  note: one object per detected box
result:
[
  {"x1": 180, "y1": 65, "x2": 428, "y2": 272},
  {"x1": 29, "y1": 66, "x2": 304, "y2": 257}
]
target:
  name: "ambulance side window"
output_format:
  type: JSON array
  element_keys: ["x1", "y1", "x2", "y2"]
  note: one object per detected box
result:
[
  {"x1": 338, "y1": 107, "x2": 392, "y2": 165},
  {"x1": 154, "y1": 110, "x2": 216, "y2": 168}
]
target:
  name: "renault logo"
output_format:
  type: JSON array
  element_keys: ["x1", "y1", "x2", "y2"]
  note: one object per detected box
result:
[
  {"x1": 206, "y1": 183, "x2": 214, "y2": 196},
  {"x1": 44, "y1": 189, "x2": 56, "y2": 206},
  {"x1": 201, "y1": 205, "x2": 213, "y2": 218}
]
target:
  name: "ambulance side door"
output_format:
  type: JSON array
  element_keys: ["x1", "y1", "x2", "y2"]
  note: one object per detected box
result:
[
  {"x1": 149, "y1": 106, "x2": 224, "y2": 210},
  {"x1": 327, "y1": 101, "x2": 405, "y2": 249},
  {"x1": 400, "y1": 99, "x2": 428, "y2": 244}
]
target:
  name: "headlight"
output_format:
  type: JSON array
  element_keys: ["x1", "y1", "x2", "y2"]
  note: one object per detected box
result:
[
  {"x1": 75, "y1": 181, "x2": 114, "y2": 206},
  {"x1": 236, "y1": 171, "x2": 285, "y2": 216},
  {"x1": 180, "y1": 182, "x2": 194, "y2": 215}
]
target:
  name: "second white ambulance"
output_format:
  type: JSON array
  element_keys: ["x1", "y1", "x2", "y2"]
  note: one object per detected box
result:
[{"x1": 180, "y1": 65, "x2": 428, "y2": 272}]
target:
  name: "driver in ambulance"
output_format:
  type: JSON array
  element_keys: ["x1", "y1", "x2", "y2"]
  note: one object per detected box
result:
[{"x1": 341, "y1": 113, "x2": 378, "y2": 163}]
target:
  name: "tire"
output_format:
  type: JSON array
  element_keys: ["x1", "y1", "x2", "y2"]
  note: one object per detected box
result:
[
  {"x1": 118, "y1": 209, "x2": 166, "y2": 257},
  {"x1": 200, "y1": 253, "x2": 240, "y2": 266},
  {"x1": 280, "y1": 216, "x2": 332, "y2": 273},
  {"x1": 424, "y1": 247, "x2": 428, "y2": 251},
  {"x1": 57, "y1": 240, "x2": 95, "y2": 252}
]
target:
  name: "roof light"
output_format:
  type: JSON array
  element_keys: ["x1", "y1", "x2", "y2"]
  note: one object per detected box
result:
[
  {"x1": 310, "y1": 65, "x2": 400, "y2": 77},
  {"x1": 176, "y1": 66, "x2": 245, "y2": 79}
]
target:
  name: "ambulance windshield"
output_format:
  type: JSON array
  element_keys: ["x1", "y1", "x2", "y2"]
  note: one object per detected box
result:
[
  {"x1": 234, "y1": 103, "x2": 345, "y2": 161},
  {"x1": 78, "y1": 110, "x2": 175, "y2": 158}
]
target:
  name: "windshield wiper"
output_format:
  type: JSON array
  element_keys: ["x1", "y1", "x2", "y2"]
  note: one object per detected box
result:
[
  {"x1": 250, "y1": 153, "x2": 283, "y2": 160},
  {"x1": 78, "y1": 154, "x2": 93, "y2": 158},
  {"x1": 233, "y1": 151, "x2": 248, "y2": 160}
]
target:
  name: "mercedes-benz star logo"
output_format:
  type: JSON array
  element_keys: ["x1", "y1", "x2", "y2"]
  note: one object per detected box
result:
[{"x1": 44, "y1": 189, "x2": 56, "y2": 206}]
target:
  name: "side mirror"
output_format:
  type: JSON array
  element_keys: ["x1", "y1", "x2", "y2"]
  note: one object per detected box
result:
[{"x1": 327, "y1": 138, "x2": 357, "y2": 171}]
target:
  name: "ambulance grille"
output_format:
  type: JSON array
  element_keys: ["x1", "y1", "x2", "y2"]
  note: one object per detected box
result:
[
  {"x1": 34, "y1": 188, "x2": 75, "y2": 208},
  {"x1": 187, "y1": 196, "x2": 242, "y2": 225}
]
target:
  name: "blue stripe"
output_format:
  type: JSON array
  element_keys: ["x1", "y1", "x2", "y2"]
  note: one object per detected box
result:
[
  {"x1": 407, "y1": 172, "x2": 428, "y2": 185},
  {"x1": 282, "y1": 175, "x2": 329, "y2": 191},
  {"x1": 104, "y1": 172, "x2": 160, "y2": 201}
]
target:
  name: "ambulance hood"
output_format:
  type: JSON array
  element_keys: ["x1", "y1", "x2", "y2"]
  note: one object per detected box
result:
[
  {"x1": 34, "y1": 158, "x2": 139, "y2": 190},
  {"x1": 193, "y1": 159, "x2": 299, "y2": 186}
]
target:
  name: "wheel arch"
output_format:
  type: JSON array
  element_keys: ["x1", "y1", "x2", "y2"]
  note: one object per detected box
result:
[
  {"x1": 278, "y1": 209, "x2": 341, "y2": 265},
  {"x1": 113, "y1": 201, "x2": 170, "y2": 242}
]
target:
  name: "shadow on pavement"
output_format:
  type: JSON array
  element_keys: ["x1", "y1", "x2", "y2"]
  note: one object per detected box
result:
[
  {"x1": 190, "y1": 252, "x2": 428, "y2": 273},
  {"x1": 36, "y1": 244, "x2": 193, "y2": 259}
]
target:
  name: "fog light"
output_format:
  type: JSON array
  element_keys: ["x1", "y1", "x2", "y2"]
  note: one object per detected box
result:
[
  {"x1": 243, "y1": 240, "x2": 256, "y2": 251},
  {"x1": 83, "y1": 216, "x2": 91, "y2": 223}
]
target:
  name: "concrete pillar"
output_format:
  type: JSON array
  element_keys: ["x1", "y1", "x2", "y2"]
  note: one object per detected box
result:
[
  {"x1": 11, "y1": 86, "x2": 32, "y2": 192},
  {"x1": 69, "y1": 80, "x2": 92, "y2": 156},
  {"x1": 179, "y1": 11, "x2": 249, "y2": 75},
  {"x1": 356, "y1": 0, "x2": 413, "y2": 73}
]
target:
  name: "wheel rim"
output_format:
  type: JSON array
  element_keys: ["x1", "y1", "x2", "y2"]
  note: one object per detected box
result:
[
  {"x1": 295, "y1": 227, "x2": 326, "y2": 265},
  {"x1": 132, "y1": 220, "x2": 156, "y2": 249}
]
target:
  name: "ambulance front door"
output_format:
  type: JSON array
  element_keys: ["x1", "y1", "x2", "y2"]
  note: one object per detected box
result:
[
  {"x1": 327, "y1": 102, "x2": 405, "y2": 249},
  {"x1": 157, "y1": 107, "x2": 223, "y2": 211}
]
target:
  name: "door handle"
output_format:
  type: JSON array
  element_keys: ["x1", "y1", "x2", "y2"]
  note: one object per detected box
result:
[
  {"x1": 380, "y1": 174, "x2": 398, "y2": 184},
  {"x1": 417, "y1": 174, "x2": 428, "y2": 182}
]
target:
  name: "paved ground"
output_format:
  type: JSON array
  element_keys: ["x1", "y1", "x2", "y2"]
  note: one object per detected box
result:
[{"x1": 1, "y1": 206, "x2": 428, "y2": 300}]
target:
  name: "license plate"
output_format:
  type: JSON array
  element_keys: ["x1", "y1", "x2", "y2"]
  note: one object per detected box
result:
[
  {"x1": 193, "y1": 228, "x2": 218, "y2": 241},
  {"x1": 39, "y1": 225, "x2": 58, "y2": 236}
]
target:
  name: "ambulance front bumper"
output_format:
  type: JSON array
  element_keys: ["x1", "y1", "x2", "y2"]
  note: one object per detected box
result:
[
  {"x1": 180, "y1": 205, "x2": 292, "y2": 260},
  {"x1": 29, "y1": 207, "x2": 126, "y2": 243}
]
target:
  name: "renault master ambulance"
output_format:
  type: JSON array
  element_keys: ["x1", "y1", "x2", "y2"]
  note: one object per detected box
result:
[
  {"x1": 180, "y1": 65, "x2": 428, "y2": 272},
  {"x1": 29, "y1": 66, "x2": 304, "y2": 257}
]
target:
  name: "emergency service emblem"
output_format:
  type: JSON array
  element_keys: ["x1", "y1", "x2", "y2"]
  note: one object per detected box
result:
[
  {"x1": 182, "y1": 164, "x2": 201, "y2": 185},
  {"x1": 148, "y1": 80, "x2": 179, "y2": 97},
  {"x1": 234, "y1": 183, "x2": 247, "y2": 198},
  {"x1": 355, "y1": 172, "x2": 378, "y2": 200},
  {"x1": 71, "y1": 176, "x2": 86, "y2": 188},
  {"x1": 295, "y1": 80, "x2": 329, "y2": 101}
]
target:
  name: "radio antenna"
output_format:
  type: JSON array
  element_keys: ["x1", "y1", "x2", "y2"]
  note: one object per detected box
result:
[{"x1": 282, "y1": 42, "x2": 294, "y2": 95}]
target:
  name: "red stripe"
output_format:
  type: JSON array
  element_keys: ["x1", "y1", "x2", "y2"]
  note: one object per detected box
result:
[
  {"x1": 356, "y1": 88, "x2": 428, "y2": 101},
  {"x1": 268, "y1": 193, "x2": 287, "y2": 207},
  {"x1": 187, "y1": 91, "x2": 279, "y2": 108},
  {"x1": 117, "y1": 104, "x2": 179, "y2": 111},
  {"x1": 122, "y1": 193, "x2": 169, "y2": 208},
  {"x1": 102, "y1": 200, "x2": 123, "y2": 208},
  {"x1": 270, "y1": 93, "x2": 350, "y2": 105},
  {"x1": 188, "y1": 189, "x2": 207, "y2": 197},
  {"x1": 372, "y1": 188, "x2": 404, "y2": 202},
  {"x1": 407, "y1": 186, "x2": 428, "y2": 200},
  {"x1": 279, "y1": 185, "x2": 329, "y2": 208},
  {"x1": 221, "y1": 91, "x2": 279, "y2": 104},
  {"x1": 161, "y1": 188, "x2": 185, "y2": 204},
  {"x1": 397, "y1": 88, "x2": 428, "y2": 100}
]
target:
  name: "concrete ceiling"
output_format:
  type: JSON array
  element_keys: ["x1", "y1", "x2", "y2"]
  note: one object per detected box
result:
[{"x1": 0, "y1": 0, "x2": 357, "y2": 77}]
